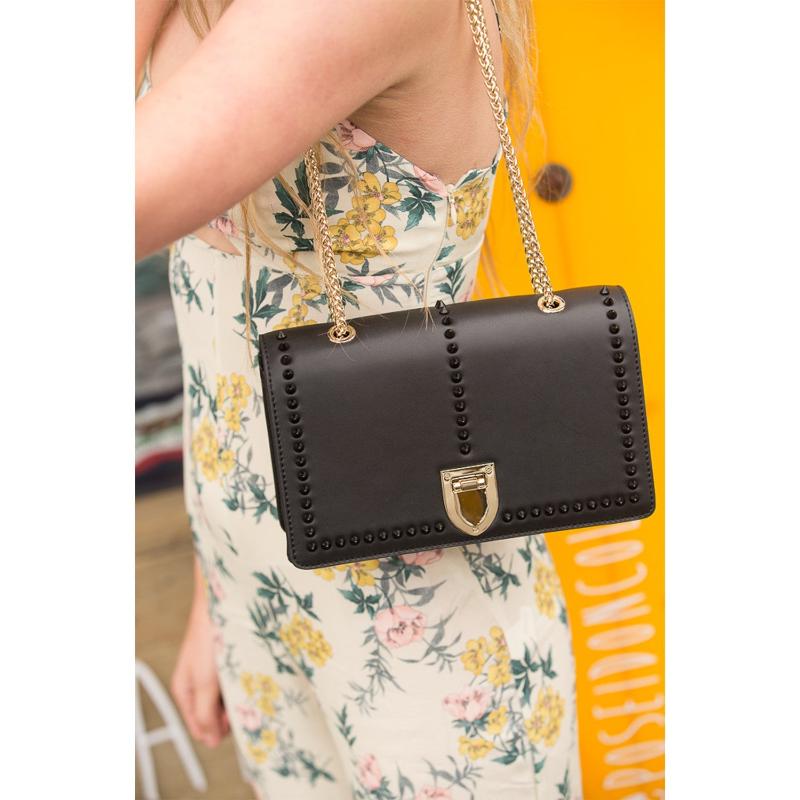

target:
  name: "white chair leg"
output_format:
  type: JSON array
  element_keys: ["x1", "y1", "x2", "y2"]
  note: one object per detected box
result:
[{"x1": 135, "y1": 659, "x2": 208, "y2": 798}]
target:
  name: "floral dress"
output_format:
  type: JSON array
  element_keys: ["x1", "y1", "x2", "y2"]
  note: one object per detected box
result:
[{"x1": 140, "y1": 65, "x2": 582, "y2": 800}]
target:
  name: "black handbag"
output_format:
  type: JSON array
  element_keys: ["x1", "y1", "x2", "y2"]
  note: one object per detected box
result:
[{"x1": 257, "y1": 0, "x2": 655, "y2": 569}]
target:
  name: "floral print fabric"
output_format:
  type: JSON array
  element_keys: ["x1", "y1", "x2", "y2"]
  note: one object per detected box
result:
[{"x1": 167, "y1": 115, "x2": 582, "y2": 799}]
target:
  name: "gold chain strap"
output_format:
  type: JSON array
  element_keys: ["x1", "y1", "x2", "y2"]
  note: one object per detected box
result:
[
  {"x1": 464, "y1": 0, "x2": 563, "y2": 313},
  {"x1": 305, "y1": 147, "x2": 356, "y2": 343},
  {"x1": 305, "y1": 0, "x2": 565, "y2": 344}
]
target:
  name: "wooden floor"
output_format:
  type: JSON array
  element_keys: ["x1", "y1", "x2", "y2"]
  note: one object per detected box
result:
[{"x1": 136, "y1": 487, "x2": 252, "y2": 800}]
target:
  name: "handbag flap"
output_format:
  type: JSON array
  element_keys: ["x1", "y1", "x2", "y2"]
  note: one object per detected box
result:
[{"x1": 258, "y1": 285, "x2": 655, "y2": 568}]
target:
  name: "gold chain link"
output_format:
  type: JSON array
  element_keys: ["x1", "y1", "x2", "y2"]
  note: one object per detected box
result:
[
  {"x1": 304, "y1": 147, "x2": 356, "y2": 343},
  {"x1": 305, "y1": 0, "x2": 564, "y2": 343}
]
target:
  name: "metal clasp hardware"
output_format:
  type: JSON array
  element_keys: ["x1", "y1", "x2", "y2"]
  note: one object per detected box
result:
[{"x1": 440, "y1": 462, "x2": 499, "y2": 537}]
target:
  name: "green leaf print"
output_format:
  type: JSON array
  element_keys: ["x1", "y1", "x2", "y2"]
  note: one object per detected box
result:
[
  {"x1": 294, "y1": 159, "x2": 311, "y2": 209},
  {"x1": 509, "y1": 644, "x2": 557, "y2": 706},
  {"x1": 356, "y1": 143, "x2": 401, "y2": 177},
  {"x1": 424, "y1": 757, "x2": 483, "y2": 794},
  {"x1": 186, "y1": 364, "x2": 216, "y2": 419},
  {"x1": 436, "y1": 243, "x2": 457, "y2": 262},
  {"x1": 321, "y1": 175, "x2": 349, "y2": 216},
  {"x1": 170, "y1": 250, "x2": 204, "y2": 311},
  {"x1": 272, "y1": 176, "x2": 314, "y2": 250},
  {"x1": 461, "y1": 544, "x2": 522, "y2": 599},
  {"x1": 557, "y1": 767, "x2": 571, "y2": 800},
  {"x1": 339, "y1": 585, "x2": 381, "y2": 618},
  {"x1": 396, "y1": 770, "x2": 415, "y2": 799},
  {"x1": 348, "y1": 628, "x2": 404, "y2": 714},
  {"x1": 398, "y1": 611, "x2": 462, "y2": 672},
  {"x1": 236, "y1": 268, "x2": 286, "y2": 336},
  {"x1": 458, "y1": 168, "x2": 487, "y2": 186},
  {"x1": 394, "y1": 184, "x2": 439, "y2": 230},
  {"x1": 335, "y1": 705, "x2": 357, "y2": 749},
  {"x1": 435, "y1": 258, "x2": 467, "y2": 303},
  {"x1": 232, "y1": 266, "x2": 295, "y2": 367}
]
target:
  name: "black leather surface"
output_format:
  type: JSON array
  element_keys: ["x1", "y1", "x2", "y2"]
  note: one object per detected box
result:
[{"x1": 259, "y1": 286, "x2": 655, "y2": 569}]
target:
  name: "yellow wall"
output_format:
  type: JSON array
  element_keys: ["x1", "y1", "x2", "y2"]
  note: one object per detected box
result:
[{"x1": 478, "y1": 2, "x2": 664, "y2": 796}]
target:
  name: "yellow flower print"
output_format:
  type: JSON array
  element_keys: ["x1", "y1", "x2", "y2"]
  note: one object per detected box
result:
[
  {"x1": 346, "y1": 560, "x2": 381, "y2": 587},
  {"x1": 297, "y1": 271, "x2": 323, "y2": 301},
  {"x1": 215, "y1": 374, "x2": 228, "y2": 408},
  {"x1": 355, "y1": 172, "x2": 401, "y2": 213},
  {"x1": 345, "y1": 205, "x2": 386, "y2": 234},
  {"x1": 485, "y1": 625, "x2": 512, "y2": 686},
  {"x1": 524, "y1": 687, "x2": 565, "y2": 748},
  {"x1": 461, "y1": 636, "x2": 489, "y2": 676},
  {"x1": 191, "y1": 417, "x2": 216, "y2": 453},
  {"x1": 458, "y1": 735, "x2": 494, "y2": 761},
  {"x1": 260, "y1": 729, "x2": 278, "y2": 750},
  {"x1": 256, "y1": 693, "x2": 277, "y2": 717},
  {"x1": 534, "y1": 560, "x2": 561, "y2": 619},
  {"x1": 314, "y1": 567, "x2": 336, "y2": 581},
  {"x1": 240, "y1": 671, "x2": 257, "y2": 698},
  {"x1": 191, "y1": 416, "x2": 220, "y2": 481},
  {"x1": 329, "y1": 220, "x2": 368, "y2": 266},
  {"x1": 213, "y1": 372, "x2": 252, "y2": 433},
  {"x1": 279, "y1": 614, "x2": 309, "y2": 658},
  {"x1": 330, "y1": 184, "x2": 400, "y2": 265},
  {"x1": 452, "y1": 175, "x2": 490, "y2": 239},
  {"x1": 362, "y1": 224, "x2": 398, "y2": 259},
  {"x1": 258, "y1": 674, "x2": 280, "y2": 698},
  {"x1": 228, "y1": 373, "x2": 252, "y2": 408},
  {"x1": 278, "y1": 613, "x2": 333, "y2": 667},
  {"x1": 487, "y1": 657, "x2": 512, "y2": 687},
  {"x1": 223, "y1": 404, "x2": 242, "y2": 433},
  {"x1": 488, "y1": 626, "x2": 510, "y2": 660},
  {"x1": 486, "y1": 705, "x2": 508, "y2": 735},
  {"x1": 535, "y1": 586, "x2": 556, "y2": 618},
  {"x1": 246, "y1": 741, "x2": 269, "y2": 764},
  {"x1": 273, "y1": 294, "x2": 318, "y2": 330},
  {"x1": 219, "y1": 449, "x2": 235, "y2": 473},
  {"x1": 270, "y1": 269, "x2": 323, "y2": 329},
  {"x1": 305, "y1": 629, "x2": 333, "y2": 667}
]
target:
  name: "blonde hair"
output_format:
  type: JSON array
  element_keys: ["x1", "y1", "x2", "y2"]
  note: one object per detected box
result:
[{"x1": 170, "y1": 0, "x2": 539, "y2": 361}]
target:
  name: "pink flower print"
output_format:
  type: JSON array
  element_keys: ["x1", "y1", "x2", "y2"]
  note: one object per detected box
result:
[
  {"x1": 400, "y1": 549, "x2": 444, "y2": 567},
  {"x1": 443, "y1": 687, "x2": 491, "y2": 721},
  {"x1": 235, "y1": 704, "x2": 261, "y2": 732},
  {"x1": 336, "y1": 120, "x2": 377, "y2": 151},
  {"x1": 413, "y1": 164, "x2": 448, "y2": 197},
  {"x1": 373, "y1": 605, "x2": 426, "y2": 649},
  {"x1": 348, "y1": 273, "x2": 395, "y2": 287},
  {"x1": 416, "y1": 789, "x2": 453, "y2": 800},
  {"x1": 209, "y1": 571, "x2": 225, "y2": 601},
  {"x1": 357, "y1": 753, "x2": 382, "y2": 790},
  {"x1": 208, "y1": 214, "x2": 240, "y2": 238}
]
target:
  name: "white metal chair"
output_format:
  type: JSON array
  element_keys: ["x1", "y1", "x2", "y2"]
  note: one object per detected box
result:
[{"x1": 135, "y1": 659, "x2": 208, "y2": 800}]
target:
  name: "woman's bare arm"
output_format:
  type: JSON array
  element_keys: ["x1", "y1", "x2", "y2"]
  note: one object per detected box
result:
[
  {"x1": 135, "y1": 0, "x2": 170, "y2": 92},
  {"x1": 135, "y1": 0, "x2": 439, "y2": 258}
]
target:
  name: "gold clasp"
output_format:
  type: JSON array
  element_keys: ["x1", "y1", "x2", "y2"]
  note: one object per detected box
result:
[{"x1": 440, "y1": 462, "x2": 499, "y2": 537}]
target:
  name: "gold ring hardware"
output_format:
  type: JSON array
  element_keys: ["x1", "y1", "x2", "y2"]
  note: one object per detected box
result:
[
  {"x1": 327, "y1": 324, "x2": 357, "y2": 344},
  {"x1": 440, "y1": 462, "x2": 499, "y2": 537},
  {"x1": 537, "y1": 294, "x2": 566, "y2": 314}
]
